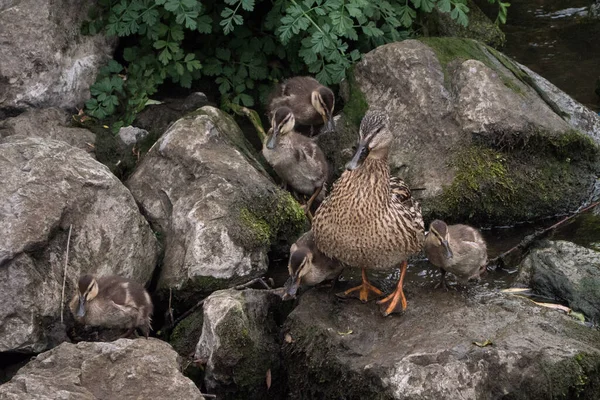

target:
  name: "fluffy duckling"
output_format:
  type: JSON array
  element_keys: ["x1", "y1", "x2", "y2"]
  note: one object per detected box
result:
[
  {"x1": 424, "y1": 220, "x2": 488, "y2": 290},
  {"x1": 70, "y1": 274, "x2": 153, "y2": 338},
  {"x1": 282, "y1": 230, "x2": 344, "y2": 300},
  {"x1": 268, "y1": 76, "x2": 335, "y2": 135},
  {"x1": 262, "y1": 107, "x2": 329, "y2": 220}
]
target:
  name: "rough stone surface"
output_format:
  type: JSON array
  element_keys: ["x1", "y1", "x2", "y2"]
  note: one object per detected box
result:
[
  {"x1": 430, "y1": 0, "x2": 505, "y2": 48},
  {"x1": 0, "y1": 108, "x2": 95, "y2": 152},
  {"x1": 283, "y1": 286, "x2": 600, "y2": 399},
  {"x1": 0, "y1": 339, "x2": 204, "y2": 400},
  {"x1": 127, "y1": 106, "x2": 306, "y2": 306},
  {"x1": 516, "y1": 240, "x2": 600, "y2": 322},
  {"x1": 321, "y1": 38, "x2": 599, "y2": 225},
  {"x1": 195, "y1": 289, "x2": 283, "y2": 399},
  {"x1": 0, "y1": 0, "x2": 116, "y2": 111},
  {"x1": 118, "y1": 125, "x2": 149, "y2": 146},
  {"x1": 134, "y1": 92, "x2": 213, "y2": 136},
  {"x1": 0, "y1": 136, "x2": 158, "y2": 353},
  {"x1": 518, "y1": 63, "x2": 600, "y2": 144}
]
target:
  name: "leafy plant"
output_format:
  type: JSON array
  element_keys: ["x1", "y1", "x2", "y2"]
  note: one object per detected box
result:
[{"x1": 82, "y1": 0, "x2": 509, "y2": 130}]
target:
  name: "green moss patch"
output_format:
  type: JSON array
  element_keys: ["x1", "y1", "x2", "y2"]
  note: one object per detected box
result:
[
  {"x1": 343, "y1": 67, "x2": 369, "y2": 128},
  {"x1": 169, "y1": 308, "x2": 204, "y2": 357},
  {"x1": 541, "y1": 352, "x2": 600, "y2": 399}
]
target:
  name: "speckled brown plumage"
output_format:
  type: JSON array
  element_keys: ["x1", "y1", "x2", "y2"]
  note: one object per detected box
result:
[{"x1": 312, "y1": 157, "x2": 424, "y2": 270}]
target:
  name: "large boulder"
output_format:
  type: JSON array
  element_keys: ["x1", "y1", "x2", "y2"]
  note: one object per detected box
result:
[
  {"x1": 194, "y1": 289, "x2": 284, "y2": 399},
  {"x1": 0, "y1": 0, "x2": 116, "y2": 113},
  {"x1": 127, "y1": 106, "x2": 306, "y2": 307},
  {"x1": 321, "y1": 38, "x2": 600, "y2": 225},
  {"x1": 0, "y1": 339, "x2": 204, "y2": 400},
  {"x1": 0, "y1": 136, "x2": 158, "y2": 353},
  {"x1": 283, "y1": 287, "x2": 600, "y2": 399},
  {"x1": 516, "y1": 240, "x2": 600, "y2": 322},
  {"x1": 0, "y1": 108, "x2": 95, "y2": 152}
]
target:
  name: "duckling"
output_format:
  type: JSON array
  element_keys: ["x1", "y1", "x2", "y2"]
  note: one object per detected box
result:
[
  {"x1": 424, "y1": 220, "x2": 488, "y2": 290},
  {"x1": 69, "y1": 274, "x2": 153, "y2": 338},
  {"x1": 282, "y1": 230, "x2": 344, "y2": 300},
  {"x1": 268, "y1": 76, "x2": 335, "y2": 135},
  {"x1": 262, "y1": 107, "x2": 329, "y2": 220},
  {"x1": 312, "y1": 110, "x2": 425, "y2": 316}
]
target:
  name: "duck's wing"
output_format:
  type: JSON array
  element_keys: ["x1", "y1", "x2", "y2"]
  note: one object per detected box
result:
[
  {"x1": 294, "y1": 140, "x2": 328, "y2": 182},
  {"x1": 390, "y1": 176, "x2": 424, "y2": 233},
  {"x1": 281, "y1": 76, "x2": 320, "y2": 96}
]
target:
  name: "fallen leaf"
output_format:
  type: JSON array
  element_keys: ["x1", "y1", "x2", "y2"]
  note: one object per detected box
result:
[
  {"x1": 530, "y1": 300, "x2": 571, "y2": 314},
  {"x1": 337, "y1": 328, "x2": 353, "y2": 336},
  {"x1": 501, "y1": 287, "x2": 531, "y2": 294},
  {"x1": 569, "y1": 311, "x2": 586, "y2": 322},
  {"x1": 473, "y1": 340, "x2": 493, "y2": 347},
  {"x1": 266, "y1": 369, "x2": 271, "y2": 390},
  {"x1": 284, "y1": 333, "x2": 293, "y2": 343}
]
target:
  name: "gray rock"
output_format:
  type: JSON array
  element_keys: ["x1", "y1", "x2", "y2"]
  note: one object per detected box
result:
[
  {"x1": 323, "y1": 38, "x2": 599, "y2": 225},
  {"x1": 126, "y1": 106, "x2": 306, "y2": 306},
  {"x1": 516, "y1": 240, "x2": 600, "y2": 322},
  {"x1": 430, "y1": 0, "x2": 505, "y2": 48},
  {"x1": 0, "y1": 136, "x2": 158, "y2": 353},
  {"x1": 590, "y1": 1, "x2": 600, "y2": 18},
  {"x1": 195, "y1": 289, "x2": 283, "y2": 398},
  {"x1": 134, "y1": 92, "x2": 213, "y2": 136},
  {"x1": 0, "y1": 339, "x2": 204, "y2": 400},
  {"x1": 0, "y1": 108, "x2": 95, "y2": 152},
  {"x1": 118, "y1": 125, "x2": 149, "y2": 146},
  {"x1": 0, "y1": 0, "x2": 116, "y2": 111},
  {"x1": 283, "y1": 286, "x2": 600, "y2": 399}
]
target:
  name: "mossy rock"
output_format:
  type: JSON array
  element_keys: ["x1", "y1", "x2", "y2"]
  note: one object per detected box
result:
[
  {"x1": 327, "y1": 38, "x2": 600, "y2": 226},
  {"x1": 427, "y1": 0, "x2": 506, "y2": 48},
  {"x1": 169, "y1": 308, "x2": 204, "y2": 357}
]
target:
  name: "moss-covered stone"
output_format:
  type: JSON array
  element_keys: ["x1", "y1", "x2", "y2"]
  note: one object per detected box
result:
[
  {"x1": 540, "y1": 352, "x2": 600, "y2": 399},
  {"x1": 426, "y1": 0, "x2": 506, "y2": 48},
  {"x1": 342, "y1": 67, "x2": 369, "y2": 129},
  {"x1": 169, "y1": 309, "x2": 204, "y2": 357}
]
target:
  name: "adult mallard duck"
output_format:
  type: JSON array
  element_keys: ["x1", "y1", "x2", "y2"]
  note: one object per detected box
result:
[
  {"x1": 312, "y1": 110, "x2": 424, "y2": 316},
  {"x1": 424, "y1": 220, "x2": 488, "y2": 290},
  {"x1": 262, "y1": 107, "x2": 329, "y2": 220},
  {"x1": 267, "y1": 76, "x2": 335, "y2": 135},
  {"x1": 70, "y1": 274, "x2": 153, "y2": 338},
  {"x1": 282, "y1": 230, "x2": 344, "y2": 300}
]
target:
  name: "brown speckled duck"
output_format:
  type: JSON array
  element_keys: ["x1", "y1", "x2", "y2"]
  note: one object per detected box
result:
[
  {"x1": 262, "y1": 107, "x2": 329, "y2": 220},
  {"x1": 424, "y1": 220, "x2": 488, "y2": 290},
  {"x1": 70, "y1": 274, "x2": 153, "y2": 338},
  {"x1": 267, "y1": 76, "x2": 335, "y2": 135},
  {"x1": 282, "y1": 230, "x2": 344, "y2": 300},
  {"x1": 312, "y1": 110, "x2": 425, "y2": 316}
]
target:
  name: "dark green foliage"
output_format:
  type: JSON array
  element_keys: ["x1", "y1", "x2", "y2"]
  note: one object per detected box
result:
[{"x1": 83, "y1": 0, "x2": 508, "y2": 130}]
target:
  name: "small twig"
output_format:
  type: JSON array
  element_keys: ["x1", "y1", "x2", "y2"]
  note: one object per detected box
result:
[
  {"x1": 60, "y1": 225, "x2": 73, "y2": 324},
  {"x1": 234, "y1": 277, "x2": 272, "y2": 290},
  {"x1": 491, "y1": 200, "x2": 600, "y2": 266},
  {"x1": 228, "y1": 102, "x2": 267, "y2": 143},
  {"x1": 172, "y1": 299, "x2": 206, "y2": 327},
  {"x1": 168, "y1": 288, "x2": 174, "y2": 327},
  {"x1": 199, "y1": 394, "x2": 217, "y2": 399}
]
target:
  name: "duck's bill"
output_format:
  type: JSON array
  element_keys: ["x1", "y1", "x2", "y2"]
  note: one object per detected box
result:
[
  {"x1": 442, "y1": 240, "x2": 453, "y2": 258},
  {"x1": 266, "y1": 127, "x2": 279, "y2": 149},
  {"x1": 76, "y1": 298, "x2": 86, "y2": 317},
  {"x1": 282, "y1": 275, "x2": 300, "y2": 300},
  {"x1": 345, "y1": 143, "x2": 365, "y2": 170},
  {"x1": 326, "y1": 116, "x2": 335, "y2": 132}
]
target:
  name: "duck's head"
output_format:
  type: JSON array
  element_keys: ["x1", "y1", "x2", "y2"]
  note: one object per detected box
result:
[
  {"x1": 267, "y1": 107, "x2": 295, "y2": 149},
  {"x1": 346, "y1": 110, "x2": 392, "y2": 170},
  {"x1": 75, "y1": 275, "x2": 99, "y2": 317},
  {"x1": 311, "y1": 86, "x2": 335, "y2": 132},
  {"x1": 428, "y1": 219, "x2": 453, "y2": 258},
  {"x1": 282, "y1": 244, "x2": 314, "y2": 300}
]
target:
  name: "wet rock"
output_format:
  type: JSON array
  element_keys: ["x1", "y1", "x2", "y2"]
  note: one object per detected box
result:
[
  {"x1": 118, "y1": 126, "x2": 149, "y2": 146},
  {"x1": 134, "y1": 92, "x2": 213, "y2": 136},
  {"x1": 283, "y1": 286, "x2": 600, "y2": 399},
  {"x1": 0, "y1": 136, "x2": 158, "y2": 353},
  {"x1": 430, "y1": 0, "x2": 505, "y2": 48},
  {"x1": 0, "y1": 108, "x2": 95, "y2": 153},
  {"x1": 0, "y1": 0, "x2": 116, "y2": 111},
  {"x1": 194, "y1": 289, "x2": 283, "y2": 399},
  {"x1": 590, "y1": 1, "x2": 600, "y2": 19},
  {"x1": 0, "y1": 339, "x2": 204, "y2": 400},
  {"x1": 516, "y1": 240, "x2": 600, "y2": 322},
  {"x1": 170, "y1": 309, "x2": 204, "y2": 358},
  {"x1": 323, "y1": 38, "x2": 599, "y2": 225},
  {"x1": 127, "y1": 106, "x2": 306, "y2": 307}
]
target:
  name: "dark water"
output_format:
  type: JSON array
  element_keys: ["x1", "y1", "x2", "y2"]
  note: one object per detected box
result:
[{"x1": 500, "y1": 0, "x2": 600, "y2": 112}]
